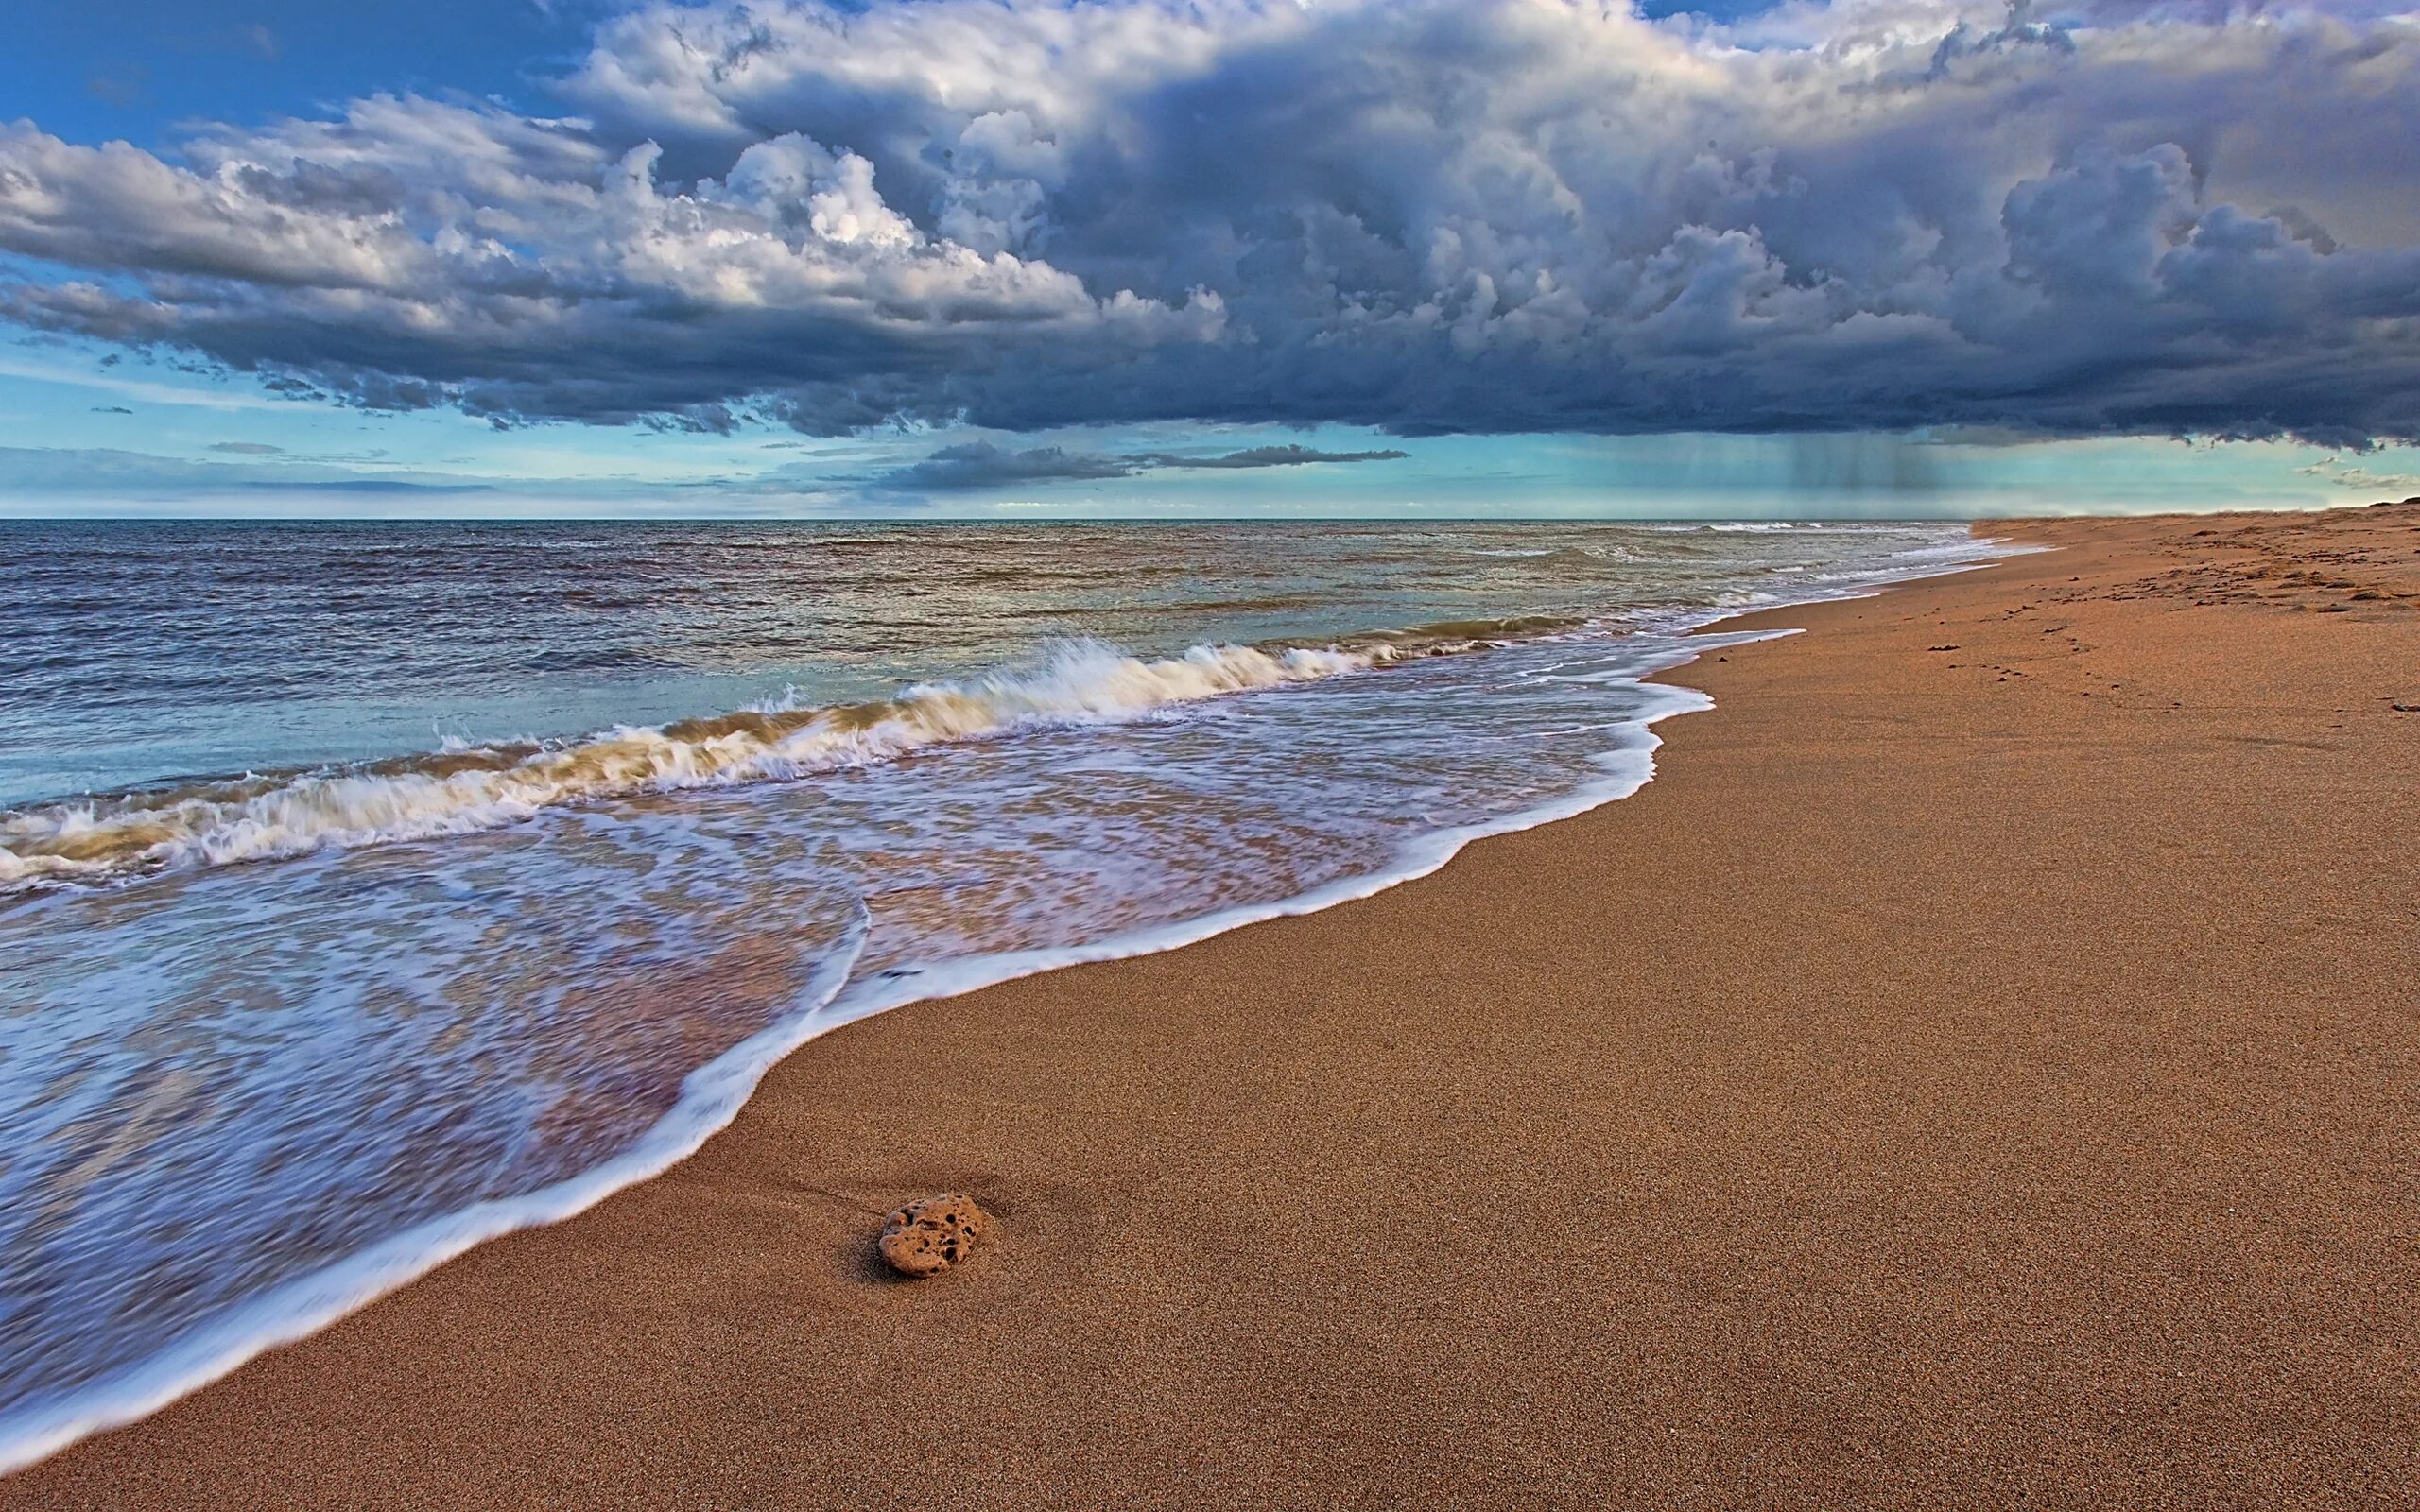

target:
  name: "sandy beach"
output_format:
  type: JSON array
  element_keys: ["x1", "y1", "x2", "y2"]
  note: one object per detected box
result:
[{"x1": 9, "y1": 505, "x2": 2416, "y2": 1509}]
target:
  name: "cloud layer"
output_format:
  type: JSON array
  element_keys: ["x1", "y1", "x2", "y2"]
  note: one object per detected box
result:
[
  {"x1": 3, "y1": 0, "x2": 2416, "y2": 444},
  {"x1": 874, "y1": 439, "x2": 1410, "y2": 490}
]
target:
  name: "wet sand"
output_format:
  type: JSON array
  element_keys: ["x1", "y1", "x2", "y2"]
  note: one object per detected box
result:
[{"x1": 9, "y1": 506, "x2": 2418, "y2": 1508}]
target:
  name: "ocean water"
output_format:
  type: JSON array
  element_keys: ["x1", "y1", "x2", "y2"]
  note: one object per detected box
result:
[{"x1": 0, "y1": 519, "x2": 2002, "y2": 1467}]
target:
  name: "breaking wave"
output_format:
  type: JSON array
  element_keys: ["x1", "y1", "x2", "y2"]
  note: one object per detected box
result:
[{"x1": 0, "y1": 620, "x2": 1574, "y2": 892}]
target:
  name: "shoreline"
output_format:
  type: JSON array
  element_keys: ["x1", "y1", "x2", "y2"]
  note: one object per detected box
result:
[
  {"x1": 0, "y1": 531, "x2": 2004, "y2": 1476},
  {"x1": 10, "y1": 507, "x2": 2417, "y2": 1507}
]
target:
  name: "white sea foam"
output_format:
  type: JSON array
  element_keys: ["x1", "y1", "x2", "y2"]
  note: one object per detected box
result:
[
  {"x1": 0, "y1": 889, "x2": 872, "y2": 1475},
  {"x1": 0, "y1": 638, "x2": 1403, "y2": 891}
]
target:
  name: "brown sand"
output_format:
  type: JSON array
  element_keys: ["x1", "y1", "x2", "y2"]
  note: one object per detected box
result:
[{"x1": 9, "y1": 507, "x2": 2418, "y2": 1509}]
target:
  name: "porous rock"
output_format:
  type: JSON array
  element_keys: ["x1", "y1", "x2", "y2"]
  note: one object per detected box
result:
[{"x1": 878, "y1": 1193, "x2": 990, "y2": 1278}]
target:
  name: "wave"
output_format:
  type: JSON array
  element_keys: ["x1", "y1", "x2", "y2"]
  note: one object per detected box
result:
[
  {"x1": 0, "y1": 529, "x2": 2020, "y2": 1474},
  {"x1": 0, "y1": 878, "x2": 873, "y2": 1477},
  {"x1": 1335, "y1": 612, "x2": 1582, "y2": 652},
  {"x1": 0, "y1": 643, "x2": 1726, "y2": 1481},
  {"x1": 0, "y1": 618, "x2": 1574, "y2": 892}
]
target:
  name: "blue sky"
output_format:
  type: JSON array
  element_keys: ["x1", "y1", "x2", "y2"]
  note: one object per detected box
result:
[
  {"x1": 0, "y1": 2, "x2": 588, "y2": 146},
  {"x1": 2, "y1": 0, "x2": 2416, "y2": 518}
]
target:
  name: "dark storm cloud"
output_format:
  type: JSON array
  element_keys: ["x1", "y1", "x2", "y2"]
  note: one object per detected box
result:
[
  {"x1": 1, "y1": 0, "x2": 2415, "y2": 445},
  {"x1": 874, "y1": 439, "x2": 1412, "y2": 490},
  {"x1": 880, "y1": 442, "x2": 1142, "y2": 490},
  {"x1": 1134, "y1": 445, "x2": 1412, "y2": 471}
]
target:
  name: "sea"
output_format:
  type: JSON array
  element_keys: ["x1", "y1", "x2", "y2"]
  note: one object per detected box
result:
[{"x1": 0, "y1": 518, "x2": 2005, "y2": 1467}]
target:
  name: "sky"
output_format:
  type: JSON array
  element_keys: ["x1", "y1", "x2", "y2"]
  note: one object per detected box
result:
[{"x1": 1, "y1": 0, "x2": 2416, "y2": 519}]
